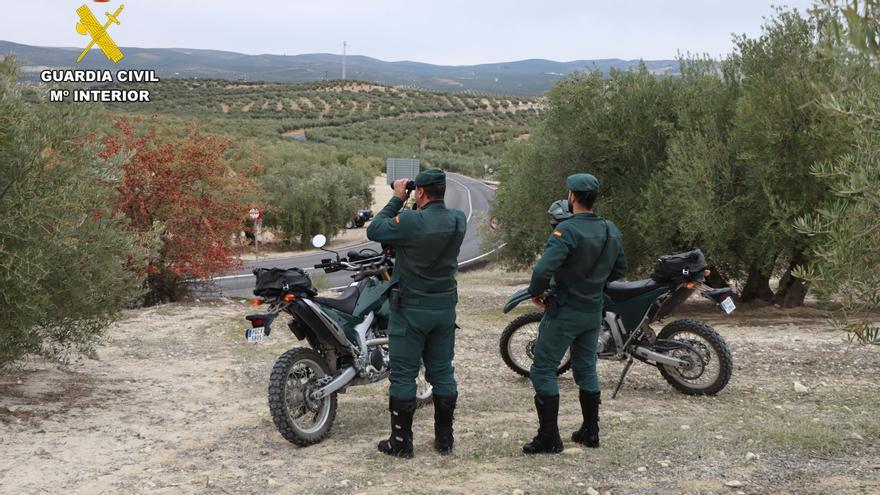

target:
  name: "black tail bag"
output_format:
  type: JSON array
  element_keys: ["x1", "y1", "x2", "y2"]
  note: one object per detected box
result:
[
  {"x1": 651, "y1": 249, "x2": 706, "y2": 283},
  {"x1": 253, "y1": 267, "x2": 317, "y2": 297}
]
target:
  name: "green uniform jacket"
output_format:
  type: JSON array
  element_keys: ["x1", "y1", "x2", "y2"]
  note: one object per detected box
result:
[
  {"x1": 367, "y1": 196, "x2": 467, "y2": 301},
  {"x1": 528, "y1": 212, "x2": 627, "y2": 313}
]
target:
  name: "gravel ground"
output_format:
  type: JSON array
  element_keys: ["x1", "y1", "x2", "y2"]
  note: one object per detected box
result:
[{"x1": 1, "y1": 268, "x2": 878, "y2": 494}]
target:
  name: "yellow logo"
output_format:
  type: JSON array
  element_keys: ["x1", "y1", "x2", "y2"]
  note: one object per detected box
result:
[{"x1": 75, "y1": 4, "x2": 125, "y2": 63}]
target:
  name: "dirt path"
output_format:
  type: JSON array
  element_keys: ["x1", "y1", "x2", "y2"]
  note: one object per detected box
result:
[{"x1": 2, "y1": 270, "x2": 878, "y2": 494}]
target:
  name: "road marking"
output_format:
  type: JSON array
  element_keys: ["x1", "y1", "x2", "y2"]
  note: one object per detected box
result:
[
  {"x1": 446, "y1": 176, "x2": 473, "y2": 223},
  {"x1": 212, "y1": 273, "x2": 254, "y2": 281},
  {"x1": 212, "y1": 266, "x2": 317, "y2": 281},
  {"x1": 460, "y1": 242, "x2": 507, "y2": 266}
]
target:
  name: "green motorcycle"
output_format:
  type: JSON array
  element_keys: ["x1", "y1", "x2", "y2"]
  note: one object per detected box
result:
[
  {"x1": 245, "y1": 234, "x2": 432, "y2": 446},
  {"x1": 500, "y1": 201, "x2": 735, "y2": 398}
]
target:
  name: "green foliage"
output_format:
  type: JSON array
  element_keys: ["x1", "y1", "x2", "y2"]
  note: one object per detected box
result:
[
  {"x1": 494, "y1": 8, "x2": 856, "y2": 309},
  {"x1": 638, "y1": 58, "x2": 741, "y2": 276},
  {"x1": 308, "y1": 112, "x2": 537, "y2": 177},
  {"x1": 106, "y1": 79, "x2": 540, "y2": 179},
  {"x1": 107, "y1": 79, "x2": 538, "y2": 245},
  {"x1": 0, "y1": 57, "x2": 150, "y2": 368},
  {"x1": 493, "y1": 65, "x2": 678, "y2": 269},
  {"x1": 795, "y1": 0, "x2": 880, "y2": 344},
  {"x1": 260, "y1": 142, "x2": 374, "y2": 247}
]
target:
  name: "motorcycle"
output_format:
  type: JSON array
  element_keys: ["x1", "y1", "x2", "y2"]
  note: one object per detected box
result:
[
  {"x1": 245, "y1": 234, "x2": 432, "y2": 446},
  {"x1": 499, "y1": 201, "x2": 735, "y2": 398}
]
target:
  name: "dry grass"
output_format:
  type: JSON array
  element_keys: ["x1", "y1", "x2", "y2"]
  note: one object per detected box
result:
[{"x1": 1, "y1": 269, "x2": 878, "y2": 494}]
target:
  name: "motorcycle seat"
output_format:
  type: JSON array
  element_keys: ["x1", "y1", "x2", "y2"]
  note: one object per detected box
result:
[
  {"x1": 314, "y1": 284, "x2": 361, "y2": 314},
  {"x1": 605, "y1": 278, "x2": 666, "y2": 303}
]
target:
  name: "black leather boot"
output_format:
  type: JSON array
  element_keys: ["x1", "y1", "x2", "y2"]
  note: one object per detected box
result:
[
  {"x1": 522, "y1": 394, "x2": 564, "y2": 454},
  {"x1": 571, "y1": 390, "x2": 601, "y2": 448},
  {"x1": 433, "y1": 393, "x2": 457, "y2": 455},
  {"x1": 377, "y1": 396, "x2": 416, "y2": 458}
]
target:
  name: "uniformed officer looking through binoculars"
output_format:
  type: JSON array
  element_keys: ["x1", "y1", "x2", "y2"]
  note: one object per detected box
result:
[{"x1": 366, "y1": 169, "x2": 467, "y2": 458}]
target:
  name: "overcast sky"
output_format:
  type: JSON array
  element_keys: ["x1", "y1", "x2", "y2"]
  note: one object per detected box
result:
[{"x1": 11, "y1": 0, "x2": 817, "y2": 65}]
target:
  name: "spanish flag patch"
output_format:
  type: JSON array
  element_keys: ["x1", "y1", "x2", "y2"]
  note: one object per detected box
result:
[
  {"x1": 553, "y1": 230, "x2": 562, "y2": 238},
  {"x1": 394, "y1": 215, "x2": 401, "y2": 224}
]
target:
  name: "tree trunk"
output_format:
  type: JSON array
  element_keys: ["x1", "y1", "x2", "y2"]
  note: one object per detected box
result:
[
  {"x1": 773, "y1": 253, "x2": 809, "y2": 307},
  {"x1": 740, "y1": 263, "x2": 774, "y2": 303}
]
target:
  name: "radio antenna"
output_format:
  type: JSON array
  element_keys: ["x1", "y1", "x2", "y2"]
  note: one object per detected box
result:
[{"x1": 342, "y1": 41, "x2": 347, "y2": 80}]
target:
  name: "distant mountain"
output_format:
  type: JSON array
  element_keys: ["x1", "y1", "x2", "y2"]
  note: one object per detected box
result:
[{"x1": 1, "y1": 40, "x2": 679, "y2": 95}]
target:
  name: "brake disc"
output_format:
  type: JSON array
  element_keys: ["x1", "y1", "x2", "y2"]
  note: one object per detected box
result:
[{"x1": 670, "y1": 346, "x2": 705, "y2": 379}]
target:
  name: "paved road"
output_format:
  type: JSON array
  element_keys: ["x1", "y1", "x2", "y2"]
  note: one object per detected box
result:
[{"x1": 207, "y1": 173, "x2": 496, "y2": 297}]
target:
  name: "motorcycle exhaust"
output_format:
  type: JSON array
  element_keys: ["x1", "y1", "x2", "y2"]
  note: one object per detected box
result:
[
  {"x1": 365, "y1": 337, "x2": 388, "y2": 347},
  {"x1": 310, "y1": 367, "x2": 357, "y2": 400}
]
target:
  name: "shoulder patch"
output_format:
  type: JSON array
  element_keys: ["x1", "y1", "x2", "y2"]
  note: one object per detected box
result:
[
  {"x1": 394, "y1": 215, "x2": 401, "y2": 224},
  {"x1": 553, "y1": 230, "x2": 563, "y2": 238}
]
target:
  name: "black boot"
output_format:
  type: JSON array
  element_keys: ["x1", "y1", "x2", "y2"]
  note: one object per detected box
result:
[
  {"x1": 571, "y1": 390, "x2": 601, "y2": 448},
  {"x1": 433, "y1": 393, "x2": 457, "y2": 455},
  {"x1": 522, "y1": 394, "x2": 564, "y2": 454},
  {"x1": 377, "y1": 396, "x2": 416, "y2": 458}
]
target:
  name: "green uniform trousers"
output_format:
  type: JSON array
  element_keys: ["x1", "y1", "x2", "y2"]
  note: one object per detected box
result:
[
  {"x1": 388, "y1": 304, "x2": 457, "y2": 399},
  {"x1": 529, "y1": 307, "x2": 602, "y2": 396}
]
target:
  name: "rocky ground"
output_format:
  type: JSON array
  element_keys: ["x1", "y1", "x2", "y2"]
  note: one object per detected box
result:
[{"x1": 1, "y1": 269, "x2": 878, "y2": 494}]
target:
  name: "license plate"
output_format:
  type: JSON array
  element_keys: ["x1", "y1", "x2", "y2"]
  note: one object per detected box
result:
[
  {"x1": 720, "y1": 296, "x2": 736, "y2": 314},
  {"x1": 246, "y1": 326, "x2": 265, "y2": 343}
]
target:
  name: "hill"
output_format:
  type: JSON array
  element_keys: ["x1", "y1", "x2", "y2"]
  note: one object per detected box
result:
[
  {"x1": 107, "y1": 79, "x2": 542, "y2": 177},
  {"x1": 1, "y1": 40, "x2": 679, "y2": 95}
]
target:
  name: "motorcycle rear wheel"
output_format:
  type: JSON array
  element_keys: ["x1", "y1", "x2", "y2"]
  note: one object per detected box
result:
[
  {"x1": 499, "y1": 311, "x2": 572, "y2": 378},
  {"x1": 656, "y1": 319, "x2": 733, "y2": 395},
  {"x1": 268, "y1": 347, "x2": 337, "y2": 446}
]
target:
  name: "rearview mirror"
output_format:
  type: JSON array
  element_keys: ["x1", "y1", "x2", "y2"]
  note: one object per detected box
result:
[{"x1": 311, "y1": 234, "x2": 327, "y2": 248}]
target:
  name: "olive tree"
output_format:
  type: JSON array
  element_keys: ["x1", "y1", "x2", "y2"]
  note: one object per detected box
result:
[
  {"x1": 795, "y1": 0, "x2": 880, "y2": 343},
  {"x1": 0, "y1": 58, "x2": 150, "y2": 368}
]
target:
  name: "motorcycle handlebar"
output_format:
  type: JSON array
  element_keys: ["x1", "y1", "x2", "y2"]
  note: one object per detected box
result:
[{"x1": 314, "y1": 254, "x2": 389, "y2": 274}]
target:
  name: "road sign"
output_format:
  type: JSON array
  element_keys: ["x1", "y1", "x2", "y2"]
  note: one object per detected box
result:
[
  {"x1": 248, "y1": 208, "x2": 261, "y2": 221},
  {"x1": 386, "y1": 158, "x2": 420, "y2": 184}
]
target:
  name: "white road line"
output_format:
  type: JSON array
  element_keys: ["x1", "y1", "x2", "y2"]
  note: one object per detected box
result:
[
  {"x1": 446, "y1": 176, "x2": 473, "y2": 223},
  {"x1": 212, "y1": 266, "x2": 318, "y2": 281},
  {"x1": 459, "y1": 242, "x2": 507, "y2": 267},
  {"x1": 212, "y1": 273, "x2": 254, "y2": 281}
]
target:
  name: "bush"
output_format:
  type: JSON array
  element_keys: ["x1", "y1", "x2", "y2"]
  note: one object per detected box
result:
[
  {"x1": 101, "y1": 117, "x2": 256, "y2": 304},
  {"x1": 795, "y1": 0, "x2": 880, "y2": 344},
  {"x1": 261, "y1": 150, "x2": 373, "y2": 247},
  {"x1": 0, "y1": 58, "x2": 149, "y2": 368},
  {"x1": 493, "y1": 8, "x2": 854, "y2": 309}
]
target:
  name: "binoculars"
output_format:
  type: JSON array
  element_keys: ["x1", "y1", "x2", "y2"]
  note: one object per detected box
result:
[{"x1": 390, "y1": 180, "x2": 416, "y2": 194}]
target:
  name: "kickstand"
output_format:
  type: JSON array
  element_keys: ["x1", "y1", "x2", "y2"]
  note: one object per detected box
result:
[{"x1": 612, "y1": 356, "x2": 634, "y2": 399}]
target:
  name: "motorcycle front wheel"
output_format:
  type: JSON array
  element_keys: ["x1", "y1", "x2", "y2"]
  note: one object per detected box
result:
[
  {"x1": 268, "y1": 348, "x2": 337, "y2": 446},
  {"x1": 656, "y1": 319, "x2": 733, "y2": 395},
  {"x1": 499, "y1": 311, "x2": 572, "y2": 378}
]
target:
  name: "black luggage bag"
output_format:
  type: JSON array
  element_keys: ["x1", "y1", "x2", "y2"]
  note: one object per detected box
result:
[
  {"x1": 253, "y1": 267, "x2": 317, "y2": 297},
  {"x1": 651, "y1": 249, "x2": 707, "y2": 283}
]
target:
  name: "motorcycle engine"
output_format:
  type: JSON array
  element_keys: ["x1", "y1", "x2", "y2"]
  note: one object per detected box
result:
[
  {"x1": 596, "y1": 330, "x2": 613, "y2": 354},
  {"x1": 369, "y1": 348, "x2": 386, "y2": 371}
]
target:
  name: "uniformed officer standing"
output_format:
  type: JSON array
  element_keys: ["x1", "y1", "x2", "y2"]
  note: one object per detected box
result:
[
  {"x1": 523, "y1": 173, "x2": 627, "y2": 454},
  {"x1": 366, "y1": 169, "x2": 467, "y2": 458}
]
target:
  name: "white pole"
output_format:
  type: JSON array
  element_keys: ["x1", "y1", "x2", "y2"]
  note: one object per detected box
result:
[
  {"x1": 255, "y1": 219, "x2": 261, "y2": 259},
  {"x1": 342, "y1": 41, "x2": 347, "y2": 80}
]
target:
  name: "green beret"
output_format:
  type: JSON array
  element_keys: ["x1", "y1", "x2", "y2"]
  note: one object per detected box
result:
[
  {"x1": 414, "y1": 168, "x2": 446, "y2": 187},
  {"x1": 566, "y1": 173, "x2": 599, "y2": 192}
]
